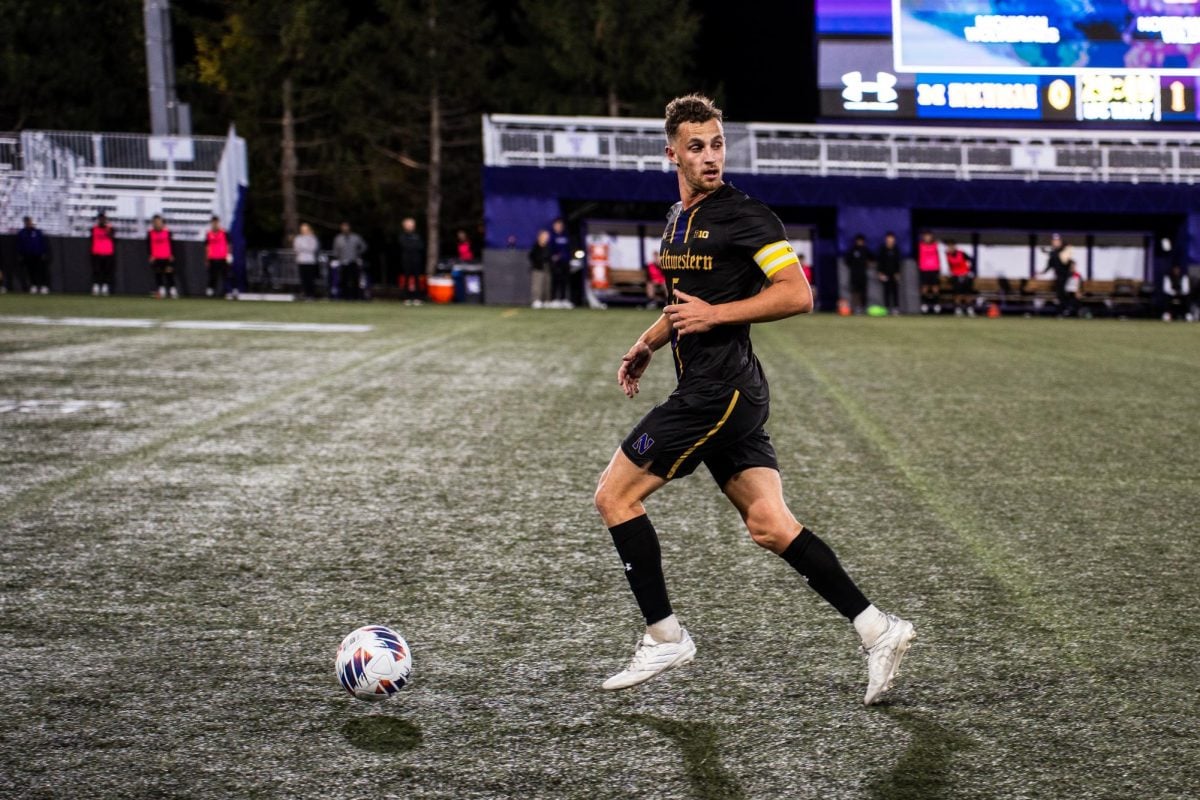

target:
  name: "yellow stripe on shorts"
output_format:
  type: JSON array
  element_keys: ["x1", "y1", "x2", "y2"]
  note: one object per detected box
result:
[{"x1": 665, "y1": 390, "x2": 741, "y2": 480}]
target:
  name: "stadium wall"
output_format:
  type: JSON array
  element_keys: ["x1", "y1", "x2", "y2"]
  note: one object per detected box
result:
[
  {"x1": 0, "y1": 235, "x2": 209, "y2": 296},
  {"x1": 483, "y1": 166, "x2": 1200, "y2": 310}
]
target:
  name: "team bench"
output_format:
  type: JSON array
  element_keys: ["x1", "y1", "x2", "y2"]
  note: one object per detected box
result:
[
  {"x1": 596, "y1": 268, "x2": 656, "y2": 306},
  {"x1": 970, "y1": 276, "x2": 1150, "y2": 317}
]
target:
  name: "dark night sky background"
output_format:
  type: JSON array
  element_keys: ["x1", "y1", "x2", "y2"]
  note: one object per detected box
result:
[{"x1": 694, "y1": 0, "x2": 818, "y2": 123}]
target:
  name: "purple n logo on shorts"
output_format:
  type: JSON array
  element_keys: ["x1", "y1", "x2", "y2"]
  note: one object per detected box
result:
[{"x1": 632, "y1": 433, "x2": 655, "y2": 455}]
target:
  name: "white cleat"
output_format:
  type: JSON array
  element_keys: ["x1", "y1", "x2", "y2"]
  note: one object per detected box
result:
[
  {"x1": 862, "y1": 614, "x2": 915, "y2": 706},
  {"x1": 602, "y1": 629, "x2": 696, "y2": 691}
]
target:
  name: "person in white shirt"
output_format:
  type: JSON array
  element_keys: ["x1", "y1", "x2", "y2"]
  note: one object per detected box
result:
[
  {"x1": 294, "y1": 223, "x2": 321, "y2": 299},
  {"x1": 1161, "y1": 264, "x2": 1192, "y2": 321}
]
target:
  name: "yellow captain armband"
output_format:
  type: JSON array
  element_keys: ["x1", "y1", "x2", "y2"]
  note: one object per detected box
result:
[{"x1": 753, "y1": 240, "x2": 800, "y2": 278}]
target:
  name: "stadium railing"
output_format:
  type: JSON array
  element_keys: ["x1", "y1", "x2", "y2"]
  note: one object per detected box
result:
[
  {"x1": 0, "y1": 130, "x2": 238, "y2": 241},
  {"x1": 484, "y1": 115, "x2": 1200, "y2": 185}
]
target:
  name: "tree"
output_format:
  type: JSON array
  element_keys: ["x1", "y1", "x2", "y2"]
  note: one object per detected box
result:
[
  {"x1": 343, "y1": 0, "x2": 493, "y2": 270},
  {"x1": 505, "y1": 0, "x2": 701, "y2": 117},
  {"x1": 0, "y1": 0, "x2": 148, "y2": 131},
  {"x1": 191, "y1": 0, "x2": 350, "y2": 243}
]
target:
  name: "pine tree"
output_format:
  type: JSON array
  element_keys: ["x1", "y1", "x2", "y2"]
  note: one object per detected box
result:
[{"x1": 505, "y1": 0, "x2": 701, "y2": 117}]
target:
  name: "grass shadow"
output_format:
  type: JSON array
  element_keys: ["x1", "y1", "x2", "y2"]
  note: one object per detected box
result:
[
  {"x1": 342, "y1": 715, "x2": 423, "y2": 756},
  {"x1": 618, "y1": 713, "x2": 745, "y2": 800},
  {"x1": 867, "y1": 710, "x2": 974, "y2": 800}
]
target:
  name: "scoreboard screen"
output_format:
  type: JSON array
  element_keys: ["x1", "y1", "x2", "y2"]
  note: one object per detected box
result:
[{"x1": 817, "y1": 0, "x2": 1200, "y2": 124}]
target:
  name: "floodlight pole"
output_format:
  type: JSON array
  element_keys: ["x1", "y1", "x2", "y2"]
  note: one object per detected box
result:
[{"x1": 144, "y1": 0, "x2": 191, "y2": 136}]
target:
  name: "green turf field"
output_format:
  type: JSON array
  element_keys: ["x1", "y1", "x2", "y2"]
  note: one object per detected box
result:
[{"x1": 1, "y1": 295, "x2": 1197, "y2": 799}]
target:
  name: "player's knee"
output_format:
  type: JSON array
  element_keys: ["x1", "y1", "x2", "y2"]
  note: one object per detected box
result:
[
  {"x1": 593, "y1": 478, "x2": 620, "y2": 520},
  {"x1": 745, "y1": 513, "x2": 794, "y2": 553},
  {"x1": 594, "y1": 479, "x2": 642, "y2": 525}
]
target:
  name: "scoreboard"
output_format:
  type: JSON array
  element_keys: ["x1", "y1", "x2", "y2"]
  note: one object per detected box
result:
[{"x1": 818, "y1": 0, "x2": 1200, "y2": 125}]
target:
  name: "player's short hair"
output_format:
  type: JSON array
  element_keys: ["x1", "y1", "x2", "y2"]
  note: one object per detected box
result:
[{"x1": 664, "y1": 94, "x2": 723, "y2": 141}]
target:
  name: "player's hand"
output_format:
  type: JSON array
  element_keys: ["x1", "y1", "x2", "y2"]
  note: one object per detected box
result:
[
  {"x1": 618, "y1": 341, "x2": 652, "y2": 398},
  {"x1": 665, "y1": 290, "x2": 717, "y2": 336}
]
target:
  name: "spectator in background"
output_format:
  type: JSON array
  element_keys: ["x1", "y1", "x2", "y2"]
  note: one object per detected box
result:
[
  {"x1": 845, "y1": 233, "x2": 871, "y2": 314},
  {"x1": 548, "y1": 217, "x2": 572, "y2": 309},
  {"x1": 876, "y1": 231, "x2": 902, "y2": 315},
  {"x1": 528, "y1": 229, "x2": 552, "y2": 308},
  {"x1": 944, "y1": 239, "x2": 974, "y2": 316},
  {"x1": 332, "y1": 221, "x2": 367, "y2": 300},
  {"x1": 147, "y1": 215, "x2": 176, "y2": 298},
  {"x1": 644, "y1": 256, "x2": 666, "y2": 309},
  {"x1": 455, "y1": 229, "x2": 475, "y2": 263},
  {"x1": 1063, "y1": 252, "x2": 1083, "y2": 318},
  {"x1": 917, "y1": 230, "x2": 943, "y2": 314},
  {"x1": 17, "y1": 216, "x2": 50, "y2": 294},
  {"x1": 293, "y1": 222, "x2": 320, "y2": 300},
  {"x1": 398, "y1": 217, "x2": 425, "y2": 305},
  {"x1": 1161, "y1": 264, "x2": 1191, "y2": 321},
  {"x1": 1041, "y1": 233, "x2": 1073, "y2": 316},
  {"x1": 90, "y1": 212, "x2": 115, "y2": 296},
  {"x1": 205, "y1": 216, "x2": 232, "y2": 298}
]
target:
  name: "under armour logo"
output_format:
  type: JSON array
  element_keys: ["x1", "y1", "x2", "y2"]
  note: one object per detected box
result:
[
  {"x1": 632, "y1": 433, "x2": 654, "y2": 455},
  {"x1": 841, "y1": 71, "x2": 900, "y2": 112},
  {"x1": 624, "y1": 562, "x2": 633, "y2": 572}
]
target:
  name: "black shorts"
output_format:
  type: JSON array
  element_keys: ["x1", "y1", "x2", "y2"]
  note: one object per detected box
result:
[
  {"x1": 918, "y1": 270, "x2": 941, "y2": 288},
  {"x1": 620, "y1": 384, "x2": 778, "y2": 487},
  {"x1": 952, "y1": 275, "x2": 973, "y2": 293}
]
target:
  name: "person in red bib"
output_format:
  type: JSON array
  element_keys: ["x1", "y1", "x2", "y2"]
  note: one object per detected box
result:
[
  {"x1": 90, "y1": 212, "x2": 115, "y2": 296},
  {"x1": 147, "y1": 215, "x2": 176, "y2": 298},
  {"x1": 205, "y1": 216, "x2": 231, "y2": 298},
  {"x1": 917, "y1": 230, "x2": 943, "y2": 314},
  {"x1": 945, "y1": 239, "x2": 975, "y2": 316}
]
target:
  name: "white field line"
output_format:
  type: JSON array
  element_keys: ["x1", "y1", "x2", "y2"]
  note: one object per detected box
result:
[
  {"x1": 0, "y1": 399, "x2": 126, "y2": 414},
  {"x1": 0, "y1": 315, "x2": 372, "y2": 333}
]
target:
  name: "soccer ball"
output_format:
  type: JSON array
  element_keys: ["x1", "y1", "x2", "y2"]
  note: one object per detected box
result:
[{"x1": 335, "y1": 625, "x2": 413, "y2": 701}]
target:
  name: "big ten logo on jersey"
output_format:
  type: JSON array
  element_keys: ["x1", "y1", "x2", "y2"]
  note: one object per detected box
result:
[{"x1": 693, "y1": 230, "x2": 710, "y2": 239}]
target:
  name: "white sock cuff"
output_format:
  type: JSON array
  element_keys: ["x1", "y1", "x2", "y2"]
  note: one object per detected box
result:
[
  {"x1": 647, "y1": 614, "x2": 682, "y2": 643},
  {"x1": 853, "y1": 605, "x2": 888, "y2": 647}
]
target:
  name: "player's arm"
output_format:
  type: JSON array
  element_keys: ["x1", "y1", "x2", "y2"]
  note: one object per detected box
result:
[
  {"x1": 666, "y1": 264, "x2": 812, "y2": 336},
  {"x1": 617, "y1": 313, "x2": 673, "y2": 398}
]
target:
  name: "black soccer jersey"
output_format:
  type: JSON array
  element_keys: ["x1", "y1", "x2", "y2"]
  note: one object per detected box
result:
[{"x1": 659, "y1": 183, "x2": 799, "y2": 403}]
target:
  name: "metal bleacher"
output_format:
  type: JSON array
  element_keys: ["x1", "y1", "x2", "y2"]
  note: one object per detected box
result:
[
  {"x1": 0, "y1": 130, "x2": 233, "y2": 239},
  {"x1": 484, "y1": 114, "x2": 1200, "y2": 185}
]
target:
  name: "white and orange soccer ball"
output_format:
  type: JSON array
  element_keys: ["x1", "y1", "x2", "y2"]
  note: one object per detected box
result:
[{"x1": 335, "y1": 625, "x2": 413, "y2": 701}]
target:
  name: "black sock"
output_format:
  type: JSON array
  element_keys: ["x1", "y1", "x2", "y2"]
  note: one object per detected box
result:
[
  {"x1": 609, "y1": 514, "x2": 673, "y2": 625},
  {"x1": 780, "y1": 527, "x2": 871, "y2": 620}
]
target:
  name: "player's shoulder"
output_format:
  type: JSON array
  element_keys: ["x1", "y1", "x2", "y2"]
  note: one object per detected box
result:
[
  {"x1": 665, "y1": 200, "x2": 683, "y2": 225},
  {"x1": 708, "y1": 184, "x2": 786, "y2": 245},
  {"x1": 708, "y1": 184, "x2": 779, "y2": 223}
]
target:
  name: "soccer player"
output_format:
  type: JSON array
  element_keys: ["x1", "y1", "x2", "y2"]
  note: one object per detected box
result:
[
  {"x1": 147, "y1": 215, "x2": 176, "y2": 299},
  {"x1": 944, "y1": 239, "x2": 974, "y2": 316},
  {"x1": 90, "y1": 212, "x2": 116, "y2": 296},
  {"x1": 594, "y1": 95, "x2": 915, "y2": 705},
  {"x1": 205, "y1": 216, "x2": 232, "y2": 298}
]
